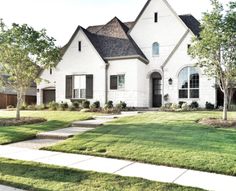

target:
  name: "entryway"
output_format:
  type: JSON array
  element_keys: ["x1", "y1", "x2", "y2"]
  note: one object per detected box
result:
[{"x1": 151, "y1": 72, "x2": 162, "y2": 107}]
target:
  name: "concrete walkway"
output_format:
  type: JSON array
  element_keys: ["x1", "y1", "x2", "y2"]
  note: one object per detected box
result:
[
  {"x1": 0, "y1": 145, "x2": 235, "y2": 191},
  {"x1": 0, "y1": 184, "x2": 24, "y2": 191}
]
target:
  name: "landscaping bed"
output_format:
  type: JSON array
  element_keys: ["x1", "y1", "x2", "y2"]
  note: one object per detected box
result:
[
  {"x1": 0, "y1": 117, "x2": 46, "y2": 127},
  {"x1": 199, "y1": 118, "x2": 236, "y2": 128}
]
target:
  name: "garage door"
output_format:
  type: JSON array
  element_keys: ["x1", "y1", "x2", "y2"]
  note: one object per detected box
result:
[{"x1": 43, "y1": 90, "x2": 56, "y2": 104}]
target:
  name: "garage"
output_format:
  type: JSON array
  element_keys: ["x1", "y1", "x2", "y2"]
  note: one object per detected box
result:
[{"x1": 43, "y1": 89, "x2": 56, "y2": 104}]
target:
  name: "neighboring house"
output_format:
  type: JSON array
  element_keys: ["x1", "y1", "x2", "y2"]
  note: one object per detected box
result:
[
  {"x1": 37, "y1": 0, "x2": 217, "y2": 108},
  {"x1": 0, "y1": 82, "x2": 37, "y2": 109}
]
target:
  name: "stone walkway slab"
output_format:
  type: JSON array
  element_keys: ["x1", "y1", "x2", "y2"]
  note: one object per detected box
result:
[
  {"x1": 0, "y1": 185, "x2": 24, "y2": 191},
  {"x1": 71, "y1": 119, "x2": 110, "y2": 127},
  {"x1": 8, "y1": 139, "x2": 62, "y2": 149},
  {"x1": 174, "y1": 169, "x2": 236, "y2": 191},
  {"x1": 69, "y1": 156, "x2": 133, "y2": 174},
  {"x1": 115, "y1": 162, "x2": 186, "y2": 183},
  {"x1": 36, "y1": 127, "x2": 94, "y2": 139},
  {"x1": 0, "y1": 145, "x2": 235, "y2": 191}
]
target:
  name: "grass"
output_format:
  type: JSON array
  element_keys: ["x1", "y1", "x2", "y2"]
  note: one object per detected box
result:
[
  {"x1": 0, "y1": 158, "x2": 202, "y2": 191},
  {"x1": 0, "y1": 110, "x2": 94, "y2": 145},
  {"x1": 47, "y1": 111, "x2": 236, "y2": 176}
]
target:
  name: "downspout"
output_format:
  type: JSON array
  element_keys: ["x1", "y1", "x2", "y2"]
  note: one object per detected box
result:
[{"x1": 105, "y1": 62, "x2": 109, "y2": 104}]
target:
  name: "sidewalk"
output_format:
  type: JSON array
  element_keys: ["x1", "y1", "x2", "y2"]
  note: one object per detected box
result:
[
  {"x1": 0, "y1": 184, "x2": 24, "y2": 191},
  {"x1": 0, "y1": 145, "x2": 235, "y2": 191}
]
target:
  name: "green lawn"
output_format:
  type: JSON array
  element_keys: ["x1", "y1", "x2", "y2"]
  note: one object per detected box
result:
[
  {"x1": 47, "y1": 111, "x2": 236, "y2": 176},
  {"x1": 0, "y1": 111, "x2": 94, "y2": 145},
  {"x1": 0, "y1": 158, "x2": 202, "y2": 191}
]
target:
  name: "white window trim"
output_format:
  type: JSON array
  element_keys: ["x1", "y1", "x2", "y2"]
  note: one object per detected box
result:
[
  {"x1": 178, "y1": 67, "x2": 200, "y2": 99},
  {"x1": 73, "y1": 75, "x2": 86, "y2": 99}
]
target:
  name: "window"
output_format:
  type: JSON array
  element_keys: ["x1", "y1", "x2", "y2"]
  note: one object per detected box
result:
[
  {"x1": 154, "y1": 12, "x2": 158, "y2": 23},
  {"x1": 152, "y1": 42, "x2": 160, "y2": 56},
  {"x1": 110, "y1": 75, "x2": 125, "y2": 90},
  {"x1": 187, "y1": 44, "x2": 191, "y2": 55},
  {"x1": 179, "y1": 67, "x2": 199, "y2": 99},
  {"x1": 74, "y1": 75, "x2": 86, "y2": 99},
  {"x1": 78, "y1": 41, "x2": 81, "y2": 52},
  {"x1": 50, "y1": 68, "x2": 52, "y2": 75}
]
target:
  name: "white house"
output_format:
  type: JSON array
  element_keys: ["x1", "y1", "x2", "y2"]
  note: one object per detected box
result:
[{"x1": 37, "y1": 0, "x2": 218, "y2": 108}]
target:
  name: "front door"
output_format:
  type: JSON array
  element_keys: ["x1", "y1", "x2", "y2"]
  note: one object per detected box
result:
[
  {"x1": 153, "y1": 78, "x2": 162, "y2": 107},
  {"x1": 43, "y1": 89, "x2": 56, "y2": 104}
]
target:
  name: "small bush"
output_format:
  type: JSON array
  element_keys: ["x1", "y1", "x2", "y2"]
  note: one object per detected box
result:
[
  {"x1": 36, "y1": 104, "x2": 46, "y2": 110},
  {"x1": 72, "y1": 101, "x2": 80, "y2": 109},
  {"x1": 82, "y1": 100, "x2": 90, "y2": 109},
  {"x1": 116, "y1": 101, "x2": 127, "y2": 110},
  {"x1": 190, "y1": 101, "x2": 199, "y2": 109},
  {"x1": 48, "y1": 101, "x2": 59, "y2": 111},
  {"x1": 229, "y1": 105, "x2": 236, "y2": 111},
  {"x1": 105, "y1": 101, "x2": 113, "y2": 109},
  {"x1": 179, "y1": 101, "x2": 186, "y2": 108},
  {"x1": 171, "y1": 103, "x2": 179, "y2": 110},
  {"x1": 91, "y1": 101, "x2": 100, "y2": 109},
  {"x1": 20, "y1": 103, "x2": 28, "y2": 110},
  {"x1": 7, "y1": 105, "x2": 14, "y2": 110},
  {"x1": 61, "y1": 102, "x2": 69, "y2": 109},
  {"x1": 27, "y1": 105, "x2": 36, "y2": 110},
  {"x1": 68, "y1": 106, "x2": 76, "y2": 111},
  {"x1": 206, "y1": 102, "x2": 215, "y2": 110},
  {"x1": 181, "y1": 103, "x2": 189, "y2": 111}
]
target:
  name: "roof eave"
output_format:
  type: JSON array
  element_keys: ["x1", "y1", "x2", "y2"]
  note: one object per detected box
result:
[{"x1": 104, "y1": 55, "x2": 149, "y2": 64}]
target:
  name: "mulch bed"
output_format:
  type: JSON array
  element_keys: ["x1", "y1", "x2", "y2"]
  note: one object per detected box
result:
[
  {"x1": 0, "y1": 117, "x2": 47, "y2": 127},
  {"x1": 198, "y1": 118, "x2": 236, "y2": 128}
]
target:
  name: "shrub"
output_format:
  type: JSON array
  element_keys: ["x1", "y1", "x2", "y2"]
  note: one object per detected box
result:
[
  {"x1": 72, "y1": 101, "x2": 80, "y2": 109},
  {"x1": 82, "y1": 100, "x2": 90, "y2": 109},
  {"x1": 116, "y1": 101, "x2": 127, "y2": 110},
  {"x1": 105, "y1": 101, "x2": 113, "y2": 109},
  {"x1": 229, "y1": 105, "x2": 236, "y2": 111},
  {"x1": 20, "y1": 103, "x2": 27, "y2": 110},
  {"x1": 68, "y1": 106, "x2": 76, "y2": 111},
  {"x1": 7, "y1": 105, "x2": 14, "y2": 109},
  {"x1": 206, "y1": 102, "x2": 215, "y2": 110},
  {"x1": 171, "y1": 103, "x2": 179, "y2": 110},
  {"x1": 190, "y1": 101, "x2": 199, "y2": 109},
  {"x1": 61, "y1": 102, "x2": 69, "y2": 109},
  {"x1": 48, "y1": 101, "x2": 59, "y2": 111},
  {"x1": 179, "y1": 101, "x2": 186, "y2": 108},
  {"x1": 91, "y1": 101, "x2": 100, "y2": 109},
  {"x1": 36, "y1": 104, "x2": 46, "y2": 110},
  {"x1": 27, "y1": 105, "x2": 36, "y2": 110},
  {"x1": 181, "y1": 103, "x2": 189, "y2": 111}
]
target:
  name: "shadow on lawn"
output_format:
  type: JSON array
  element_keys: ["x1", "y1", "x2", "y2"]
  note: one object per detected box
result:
[{"x1": 0, "y1": 159, "x2": 92, "y2": 191}]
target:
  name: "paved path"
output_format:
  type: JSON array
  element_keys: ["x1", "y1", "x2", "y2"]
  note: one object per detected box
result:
[
  {"x1": 0, "y1": 145, "x2": 235, "y2": 191},
  {"x1": 0, "y1": 184, "x2": 24, "y2": 191}
]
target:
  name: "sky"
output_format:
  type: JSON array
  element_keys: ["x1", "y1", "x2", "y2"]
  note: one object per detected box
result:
[{"x1": 0, "y1": 0, "x2": 231, "y2": 46}]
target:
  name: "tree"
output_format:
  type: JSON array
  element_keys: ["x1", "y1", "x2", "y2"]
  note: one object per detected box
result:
[
  {"x1": 0, "y1": 20, "x2": 61, "y2": 119},
  {"x1": 190, "y1": 0, "x2": 236, "y2": 120}
]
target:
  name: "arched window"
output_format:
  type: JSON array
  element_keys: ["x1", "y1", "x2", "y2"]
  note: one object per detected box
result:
[
  {"x1": 152, "y1": 42, "x2": 160, "y2": 56},
  {"x1": 179, "y1": 67, "x2": 199, "y2": 99}
]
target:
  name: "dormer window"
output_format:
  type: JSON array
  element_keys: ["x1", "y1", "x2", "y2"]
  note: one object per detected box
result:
[
  {"x1": 154, "y1": 12, "x2": 158, "y2": 23},
  {"x1": 78, "y1": 41, "x2": 82, "y2": 52},
  {"x1": 50, "y1": 68, "x2": 52, "y2": 75},
  {"x1": 152, "y1": 42, "x2": 160, "y2": 56}
]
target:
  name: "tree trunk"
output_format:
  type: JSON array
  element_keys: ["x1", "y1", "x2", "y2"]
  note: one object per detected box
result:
[
  {"x1": 16, "y1": 90, "x2": 22, "y2": 120},
  {"x1": 223, "y1": 89, "x2": 228, "y2": 121}
]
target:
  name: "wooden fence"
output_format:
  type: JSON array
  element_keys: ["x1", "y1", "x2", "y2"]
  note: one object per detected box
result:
[{"x1": 0, "y1": 93, "x2": 36, "y2": 109}]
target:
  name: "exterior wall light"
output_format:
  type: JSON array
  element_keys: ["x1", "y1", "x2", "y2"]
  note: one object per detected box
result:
[{"x1": 168, "y1": 78, "x2": 173, "y2": 85}]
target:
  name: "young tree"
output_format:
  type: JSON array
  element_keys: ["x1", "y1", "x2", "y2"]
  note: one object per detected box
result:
[
  {"x1": 190, "y1": 0, "x2": 236, "y2": 120},
  {"x1": 0, "y1": 20, "x2": 61, "y2": 119}
]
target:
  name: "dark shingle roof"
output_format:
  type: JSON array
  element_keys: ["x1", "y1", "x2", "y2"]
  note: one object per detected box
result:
[
  {"x1": 85, "y1": 17, "x2": 148, "y2": 63},
  {"x1": 179, "y1": 14, "x2": 201, "y2": 36}
]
